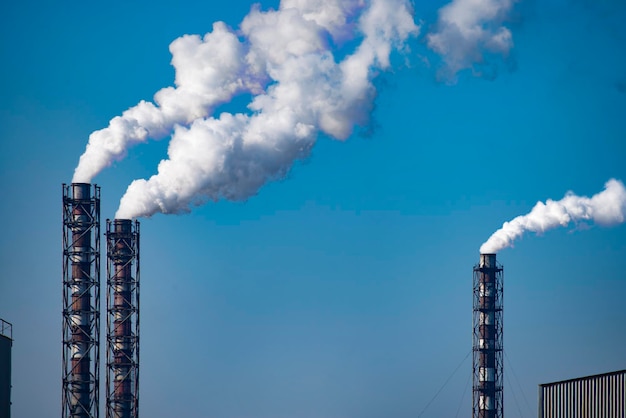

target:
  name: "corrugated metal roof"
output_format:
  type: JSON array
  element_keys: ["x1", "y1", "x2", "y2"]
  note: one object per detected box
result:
[
  {"x1": 538, "y1": 370, "x2": 626, "y2": 418},
  {"x1": 540, "y1": 369, "x2": 626, "y2": 387}
]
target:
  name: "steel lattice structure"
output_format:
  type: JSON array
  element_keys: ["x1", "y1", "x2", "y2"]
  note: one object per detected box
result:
[
  {"x1": 62, "y1": 183, "x2": 101, "y2": 418},
  {"x1": 106, "y1": 219, "x2": 140, "y2": 418},
  {"x1": 472, "y1": 254, "x2": 503, "y2": 418}
]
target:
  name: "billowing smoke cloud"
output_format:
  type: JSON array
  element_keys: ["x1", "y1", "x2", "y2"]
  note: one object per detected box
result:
[
  {"x1": 73, "y1": 0, "x2": 520, "y2": 219},
  {"x1": 71, "y1": 0, "x2": 419, "y2": 218},
  {"x1": 480, "y1": 179, "x2": 626, "y2": 254},
  {"x1": 72, "y1": 21, "x2": 263, "y2": 184},
  {"x1": 427, "y1": 0, "x2": 515, "y2": 80}
]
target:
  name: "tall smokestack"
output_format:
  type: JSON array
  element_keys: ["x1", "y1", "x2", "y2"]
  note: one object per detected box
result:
[
  {"x1": 472, "y1": 254, "x2": 503, "y2": 418},
  {"x1": 62, "y1": 183, "x2": 101, "y2": 418},
  {"x1": 106, "y1": 219, "x2": 140, "y2": 418}
]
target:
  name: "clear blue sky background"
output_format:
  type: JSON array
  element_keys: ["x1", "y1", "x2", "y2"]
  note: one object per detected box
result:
[{"x1": 1, "y1": 0, "x2": 625, "y2": 417}]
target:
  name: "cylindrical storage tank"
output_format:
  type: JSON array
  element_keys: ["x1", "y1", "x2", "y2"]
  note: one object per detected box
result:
[{"x1": 0, "y1": 320, "x2": 12, "y2": 418}]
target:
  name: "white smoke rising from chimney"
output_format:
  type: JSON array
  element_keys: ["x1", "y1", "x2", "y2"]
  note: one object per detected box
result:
[
  {"x1": 107, "y1": 0, "x2": 419, "y2": 218},
  {"x1": 72, "y1": 21, "x2": 264, "y2": 183},
  {"x1": 427, "y1": 0, "x2": 515, "y2": 80},
  {"x1": 480, "y1": 179, "x2": 626, "y2": 254},
  {"x1": 74, "y1": 0, "x2": 518, "y2": 219}
]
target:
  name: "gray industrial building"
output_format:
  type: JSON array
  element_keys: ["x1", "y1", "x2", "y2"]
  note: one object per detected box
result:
[
  {"x1": 0, "y1": 319, "x2": 12, "y2": 418},
  {"x1": 539, "y1": 369, "x2": 625, "y2": 418}
]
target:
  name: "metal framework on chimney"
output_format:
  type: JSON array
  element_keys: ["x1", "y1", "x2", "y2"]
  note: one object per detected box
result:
[
  {"x1": 106, "y1": 219, "x2": 140, "y2": 418},
  {"x1": 62, "y1": 183, "x2": 101, "y2": 418},
  {"x1": 472, "y1": 254, "x2": 503, "y2": 418}
]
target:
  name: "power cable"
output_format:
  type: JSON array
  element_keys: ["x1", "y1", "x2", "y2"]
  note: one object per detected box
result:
[
  {"x1": 417, "y1": 349, "x2": 472, "y2": 418},
  {"x1": 504, "y1": 349, "x2": 533, "y2": 417},
  {"x1": 505, "y1": 366, "x2": 524, "y2": 417},
  {"x1": 455, "y1": 366, "x2": 472, "y2": 418}
]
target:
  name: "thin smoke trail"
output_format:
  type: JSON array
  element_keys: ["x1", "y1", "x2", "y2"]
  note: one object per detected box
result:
[{"x1": 480, "y1": 179, "x2": 626, "y2": 253}]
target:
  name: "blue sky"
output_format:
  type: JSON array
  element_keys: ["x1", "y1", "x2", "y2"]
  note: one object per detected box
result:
[{"x1": 1, "y1": 0, "x2": 625, "y2": 417}]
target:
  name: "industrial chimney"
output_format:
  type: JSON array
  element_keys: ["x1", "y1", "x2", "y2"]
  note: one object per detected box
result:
[
  {"x1": 472, "y1": 253, "x2": 503, "y2": 418},
  {"x1": 106, "y1": 219, "x2": 140, "y2": 418},
  {"x1": 62, "y1": 183, "x2": 101, "y2": 418}
]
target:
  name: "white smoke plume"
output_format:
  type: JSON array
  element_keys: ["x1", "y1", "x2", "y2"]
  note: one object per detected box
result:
[
  {"x1": 95, "y1": 0, "x2": 419, "y2": 219},
  {"x1": 427, "y1": 0, "x2": 515, "y2": 80},
  {"x1": 116, "y1": 0, "x2": 418, "y2": 218},
  {"x1": 72, "y1": 21, "x2": 261, "y2": 183},
  {"x1": 480, "y1": 179, "x2": 626, "y2": 254}
]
